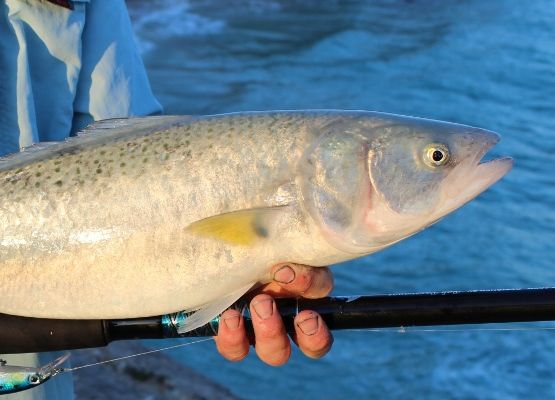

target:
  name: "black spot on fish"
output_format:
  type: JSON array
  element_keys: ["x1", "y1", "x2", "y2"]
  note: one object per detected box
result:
[
  {"x1": 54, "y1": 160, "x2": 62, "y2": 165},
  {"x1": 54, "y1": 167, "x2": 60, "y2": 173},
  {"x1": 35, "y1": 182, "x2": 40, "y2": 188},
  {"x1": 55, "y1": 180, "x2": 63, "y2": 187},
  {"x1": 94, "y1": 160, "x2": 99, "y2": 164},
  {"x1": 254, "y1": 224, "x2": 268, "y2": 238},
  {"x1": 120, "y1": 162, "x2": 126, "y2": 167},
  {"x1": 76, "y1": 167, "x2": 81, "y2": 174},
  {"x1": 96, "y1": 168, "x2": 102, "y2": 174}
]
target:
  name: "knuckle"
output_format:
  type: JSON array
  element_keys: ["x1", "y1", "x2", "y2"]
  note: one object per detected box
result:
[
  {"x1": 223, "y1": 332, "x2": 246, "y2": 347},
  {"x1": 254, "y1": 321, "x2": 282, "y2": 340},
  {"x1": 258, "y1": 346, "x2": 291, "y2": 367},
  {"x1": 296, "y1": 268, "x2": 315, "y2": 293},
  {"x1": 217, "y1": 328, "x2": 246, "y2": 348},
  {"x1": 304, "y1": 335, "x2": 333, "y2": 359},
  {"x1": 320, "y1": 270, "x2": 334, "y2": 295},
  {"x1": 304, "y1": 267, "x2": 333, "y2": 298},
  {"x1": 223, "y1": 348, "x2": 249, "y2": 362}
]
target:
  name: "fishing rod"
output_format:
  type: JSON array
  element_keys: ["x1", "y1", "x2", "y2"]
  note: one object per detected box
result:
[{"x1": 2, "y1": 287, "x2": 555, "y2": 354}]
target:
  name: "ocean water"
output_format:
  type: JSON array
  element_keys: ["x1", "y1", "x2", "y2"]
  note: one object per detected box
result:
[{"x1": 129, "y1": 1, "x2": 555, "y2": 399}]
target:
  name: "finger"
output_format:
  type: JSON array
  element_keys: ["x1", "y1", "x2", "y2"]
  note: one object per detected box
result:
[
  {"x1": 293, "y1": 310, "x2": 333, "y2": 359},
  {"x1": 261, "y1": 263, "x2": 334, "y2": 299},
  {"x1": 214, "y1": 309, "x2": 250, "y2": 362},
  {"x1": 250, "y1": 294, "x2": 291, "y2": 366}
]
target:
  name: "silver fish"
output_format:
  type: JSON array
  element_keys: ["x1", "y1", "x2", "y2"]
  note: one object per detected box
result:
[
  {"x1": 0, "y1": 111, "x2": 512, "y2": 332},
  {"x1": 0, "y1": 354, "x2": 68, "y2": 395}
]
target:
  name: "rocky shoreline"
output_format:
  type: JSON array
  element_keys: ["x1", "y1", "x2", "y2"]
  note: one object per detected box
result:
[{"x1": 71, "y1": 341, "x2": 240, "y2": 400}]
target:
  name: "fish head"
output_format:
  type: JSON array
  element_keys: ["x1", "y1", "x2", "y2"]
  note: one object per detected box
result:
[{"x1": 301, "y1": 112, "x2": 513, "y2": 254}]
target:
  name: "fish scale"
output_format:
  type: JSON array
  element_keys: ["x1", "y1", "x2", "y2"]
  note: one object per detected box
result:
[
  {"x1": 0, "y1": 111, "x2": 511, "y2": 332},
  {"x1": 0, "y1": 113, "x2": 327, "y2": 321}
]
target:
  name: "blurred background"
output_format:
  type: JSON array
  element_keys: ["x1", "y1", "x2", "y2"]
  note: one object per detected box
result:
[{"x1": 127, "y1": 0, "x2": 555, "y2": 398}]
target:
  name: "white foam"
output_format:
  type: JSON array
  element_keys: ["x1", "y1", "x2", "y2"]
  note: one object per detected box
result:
[{"x1": 129, "y1": 0, "x2": 225, "y2": 54}]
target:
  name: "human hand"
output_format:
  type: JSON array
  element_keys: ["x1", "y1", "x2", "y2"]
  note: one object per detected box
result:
[{"x1": 214, "y1": 263, "x2": 334, "y2": 366}]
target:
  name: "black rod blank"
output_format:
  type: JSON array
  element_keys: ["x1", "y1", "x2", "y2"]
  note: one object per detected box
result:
[{"x1": 2, "y1": 287, "x2": 555, "y2": 354}]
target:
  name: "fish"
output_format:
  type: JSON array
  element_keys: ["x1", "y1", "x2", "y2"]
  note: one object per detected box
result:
[
  {"x1": 0, "y1": 111, "x2": 512, "y2": 332},
  {"x1": 0, "y1": 354, "x2": 68, "y2": 395}
]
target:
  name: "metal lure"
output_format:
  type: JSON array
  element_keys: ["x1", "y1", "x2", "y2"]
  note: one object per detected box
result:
[{"x1": 0, "y1": 353, "x2": 68, "y2": 395}]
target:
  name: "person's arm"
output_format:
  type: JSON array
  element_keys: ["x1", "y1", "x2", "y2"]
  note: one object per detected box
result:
[{"x1": 216, "y1": 264, "x2": 334, "y2": 365}]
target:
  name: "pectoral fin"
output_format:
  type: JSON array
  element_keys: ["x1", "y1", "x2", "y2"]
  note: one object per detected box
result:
[
  {"x1": 185, "y1": 206, "x2": 287, "y2": 246},
  {"x1": 176, "y1": 283, "x2": 255, "y2": 334}
]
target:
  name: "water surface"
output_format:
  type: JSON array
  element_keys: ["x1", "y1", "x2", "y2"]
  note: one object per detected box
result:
[{"x1": 130, "y1": 1, "x2": 555, "y2": 398}]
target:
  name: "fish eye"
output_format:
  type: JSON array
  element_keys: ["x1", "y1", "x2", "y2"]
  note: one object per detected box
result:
[
  {"x1": 423, "y1": 144, "x2": 450, "y2": 167},
  {"x1": 28, "y1": 375, "x2": 40, "y2": 385}
]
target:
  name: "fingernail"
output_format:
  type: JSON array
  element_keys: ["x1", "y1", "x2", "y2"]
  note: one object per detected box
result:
[
  {"x1": 297, "y1": 315, "x2": 319, "y2": 336},
  {"x1": 273, "y1": 265, "x2": 295, "y2": 284},
  {"x1": 253, "y1": 298, "x2": 274, "y2": 320},
  {"x1": 223, "y1": 315, "x2": 241, "y2": 330}
]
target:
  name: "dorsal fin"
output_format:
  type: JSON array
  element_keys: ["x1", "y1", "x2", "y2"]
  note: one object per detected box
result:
[
  {"x1": 77, "y1": 116, "x2": 189, "y2": 138},
  {"x1": 0, "y1": 116, "x2": 192, "y2": 172}
]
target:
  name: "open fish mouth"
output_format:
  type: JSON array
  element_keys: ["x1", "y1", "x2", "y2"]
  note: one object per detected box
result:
[
  {"x1": 440, "y1": 131, "x2": 513, "y2": 217},
  {"x1": 472, "y1": 129, "x2": 513, "y2": 190}
]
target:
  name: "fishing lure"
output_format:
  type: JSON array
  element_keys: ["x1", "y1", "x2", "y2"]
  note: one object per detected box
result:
[
  {"x1": 0, "y1": 353, "x2": 68, "y2": 395},
  {"x1": 0, "y1": 339, "x2": 211, "y2": 396}
]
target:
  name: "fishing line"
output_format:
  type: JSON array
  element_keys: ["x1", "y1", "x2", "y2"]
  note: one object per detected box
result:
[
  {"x1": 62, "y1": 338, "x2": 213, "y2": 372},
  {"x1": 351, "y1": 326, "x2": 555, "y2": 334},
  {"x1": 63, "y1": 325, "x2": 555, "y2": 372}
]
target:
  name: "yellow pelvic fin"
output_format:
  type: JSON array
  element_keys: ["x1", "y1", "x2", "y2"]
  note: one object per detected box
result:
[{"x1": 185, "y1": 207, "x2": 285, "y2": 246}]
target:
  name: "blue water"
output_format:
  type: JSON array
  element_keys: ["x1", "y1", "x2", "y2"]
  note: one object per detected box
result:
[{"x1": 130, "y1": 1, "x2": 555, "y2": 398}]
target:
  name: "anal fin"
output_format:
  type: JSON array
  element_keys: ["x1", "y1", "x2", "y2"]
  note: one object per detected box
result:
[{"x1": 176, "y1": 283, "x2": 255, "y2": 334}]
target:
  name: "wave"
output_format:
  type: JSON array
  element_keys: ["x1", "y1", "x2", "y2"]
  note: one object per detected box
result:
[{"x1": 127, "y1": 0, "x2": 226, "y2": 53}]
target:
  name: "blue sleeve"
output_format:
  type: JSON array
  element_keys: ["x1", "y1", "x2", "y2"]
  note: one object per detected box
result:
[
  {"x1": 0, "y1": 0, "x2": 162, "y2": 157},
  {"x1": 0, "y1": 1, "x2": 162, "y2": 398}
]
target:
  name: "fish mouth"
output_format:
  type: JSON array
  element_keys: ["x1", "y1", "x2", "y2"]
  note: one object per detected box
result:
[
  {"x1": 439, "y1": 130, "x2": 513, "y2": 217},
  {"x1": 470, "y1": 129, "x2": 513, "y2": 196}
]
